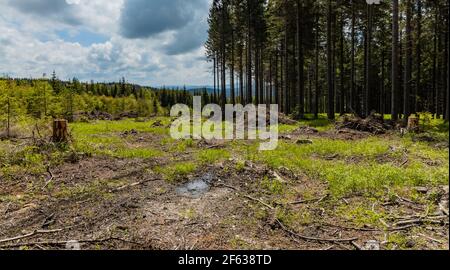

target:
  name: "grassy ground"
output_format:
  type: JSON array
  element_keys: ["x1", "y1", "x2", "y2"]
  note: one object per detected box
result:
[{"x1": 0, "y1": 115, "x2": 448, "y2": 250}]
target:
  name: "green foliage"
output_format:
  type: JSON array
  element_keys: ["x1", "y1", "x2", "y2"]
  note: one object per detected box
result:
[{"x1": 0, "y1": 78, "x2": 163, "y2": 133}]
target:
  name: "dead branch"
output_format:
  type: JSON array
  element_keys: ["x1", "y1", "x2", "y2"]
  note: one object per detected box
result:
[
  {"x1": 42, "y1": 166, "x2": 54, "y2": 190},
  {"x1": 417, "y1": 233, "x2": 444, "y2": 244},
  {"x1": 243, "y1": 195, "x2": 274, "y2": 210},
  {"x1": 275, "y1": 219, "x2": 358, "y2": 243},
  {"x1": 109, "y1": 178, "x2": 160, "y2": 193},
  {"x1": 0, "y1": 229, "x2": 64, "y2": 244},
  {"x1": 0, "y1": 237, "x2": 144, "y2": 249},
  {"x1": 285, "y1": 194, "x2": 329, "y2": 206},
  {"x1": 321, "y1": 222, "x2": 415, "y2": 232},
  {"x1": 393, "y1": 217, "x2": 448, "y2": 227}
]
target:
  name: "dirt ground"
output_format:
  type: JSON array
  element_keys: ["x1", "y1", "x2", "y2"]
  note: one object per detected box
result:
[{"x1": 0, "y1": 119, "x2": 448, "y2": 250}]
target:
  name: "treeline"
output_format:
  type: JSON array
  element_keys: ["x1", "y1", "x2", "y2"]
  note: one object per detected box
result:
[
  {"x1": 0, "y1": 74, "x2": 215, "y2": 133},
  {"x1": 206, "y1": 0, "x2": 450, "y2": 122}
]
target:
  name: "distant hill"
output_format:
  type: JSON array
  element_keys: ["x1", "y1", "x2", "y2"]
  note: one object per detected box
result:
[{"x1": 158, "y1": 85, "x2": 236, "y2": 96}]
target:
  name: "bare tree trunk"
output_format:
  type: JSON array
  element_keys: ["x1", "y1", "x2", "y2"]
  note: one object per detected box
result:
[
  {"x1": 231, "y1": 30, "x2": 236, "y2": 105},
  {"x1": 239, "y1": 46, "x2": 244, "y2": 104},
  {"x1": 327, "y1": 0, "x2": 335, "y2": 120},
  {"x1": 445, "y1": 1, "x2": 450, "y2": 122},
  {"x1": 259, "y1": 48, "x2": 264, "y2": 104},
  {"x1": 247, "y1": 4, "x2": 252, "y2": 105},
  {"x1": 339, "y1": 13, "x2": 345, "y2": 116},
  {"x1": 350, "y1": 0, "x2": 356, "y2": 114},
  {"x1": 269, "y1": 54, "x2": 273, "y2": 106},
  {"x1": 284, "y1": 20, "x2": 289, "y2": 114},
  {"x1": 255, "y1": 48, "x2": 260, "y2": 105},
  {"x1": 275, "y1": 49, "x2": 280, "y2": 107},
  {"x1": 404, "y1": 0, "x2": 412, "y2": 123},
  {"x1": 415, "y1": 0, "x2": 422, "y2": 114},
  {"x1": 213, "y1": 55, "x2": 217, "y2": 104},
  {"x1": 381, "y1": 51, "x2": 386, "y2": 118},
  {"x1": 364, "y1": 4, "x2": 373, "y2": 118},
  {"x1": 392, "y1": 0, "x2": 400, "y2": 121},
  {"x1": 315, "y1": 13, "x2": 320, "y2": 119},
  {"x1": 281, "y1": 42, "x2": 285, "y2": 113},
  {"x1": 297, "y1": 0, "x2": 304, "y2": 119},
  {"x1": 432, "y1": 9, "x2": 437, "y2": 116}
]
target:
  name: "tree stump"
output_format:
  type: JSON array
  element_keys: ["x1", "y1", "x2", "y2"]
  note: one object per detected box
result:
[
  {"x1": 52, "y1": 119, "x2": 68, "y2": 143},
  {"x1": 407, "y1": 116, "x2": 420, "y2": 133}
]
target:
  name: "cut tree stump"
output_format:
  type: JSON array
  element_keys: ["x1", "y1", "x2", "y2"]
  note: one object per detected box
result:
[
  {"x1": 52, "y1": 119, "x2": 68, "y2": 143},
  {"x1": 407, "y1": 116, "x2": 420, "y2": 133}
]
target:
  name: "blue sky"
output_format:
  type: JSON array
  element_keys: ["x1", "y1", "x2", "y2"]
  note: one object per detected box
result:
[
  {"x1": 56, "y1": 30, "x2": 109, "y2": 47},
  {"x1": 0, "y1": 0, "x2": 212, "y2": 86}
]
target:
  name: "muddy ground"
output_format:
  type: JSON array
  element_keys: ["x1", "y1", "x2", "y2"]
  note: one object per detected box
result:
[{"x1": 0, "y1": 120, "x2": 448, "y2": 250}]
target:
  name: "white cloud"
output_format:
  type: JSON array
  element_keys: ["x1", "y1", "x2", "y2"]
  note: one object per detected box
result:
[{"x1": 0, "y1": 0, "x2": 211, "y2": 86}]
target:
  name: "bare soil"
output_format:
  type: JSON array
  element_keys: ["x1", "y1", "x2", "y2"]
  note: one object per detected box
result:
[{"x1": 0, "y1": 123, "x2": 448, "y2": 250}]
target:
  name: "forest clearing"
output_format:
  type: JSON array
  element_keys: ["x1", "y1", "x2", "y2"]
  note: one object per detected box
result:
[
  {"x1": 1, "y1": 0, "x2": 449, "y2": 254},
  {"x1": 0, "y1": 114, "x2": 448, "y2": 250}
]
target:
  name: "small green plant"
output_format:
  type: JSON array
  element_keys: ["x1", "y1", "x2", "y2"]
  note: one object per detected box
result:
[{"x1": 261, "y1": 176, "x2": 285, "y2": 195}]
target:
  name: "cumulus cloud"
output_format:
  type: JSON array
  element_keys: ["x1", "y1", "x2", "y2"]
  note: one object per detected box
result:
[
  {"x1": 120, "y1": 0, "x2": 210, "y2": 55},
  {"x1": 7, "y1": 0, "x2": 82, "y2": 26},
  {"x1": 120, "y1": 0, "x2": 205, "y2": 38},
  {"x1": 0, "y1": 0, "x2": 212, "y2": 86}
]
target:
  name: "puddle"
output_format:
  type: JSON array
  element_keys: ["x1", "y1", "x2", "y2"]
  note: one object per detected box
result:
[{"x1": 176, "y1": 172, "x2": 215, "y2": 198}]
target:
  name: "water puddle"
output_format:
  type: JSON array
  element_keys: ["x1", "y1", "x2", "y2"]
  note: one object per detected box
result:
[{"x1": 176, "y1": 172, "x2": 215, "y2": 198}]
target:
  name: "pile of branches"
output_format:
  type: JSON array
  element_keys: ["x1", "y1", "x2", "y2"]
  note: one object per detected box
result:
[
  {"x1": 73, "y1": 111, "x2": 114, "y2": 121},
  {"x1": 336, "y1": 113, "x2": 393, "y2": 135}
]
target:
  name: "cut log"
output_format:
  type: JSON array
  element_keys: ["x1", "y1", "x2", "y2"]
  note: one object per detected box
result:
[{"x1": 52, "y1": 119, "x2": 68, "y2": 143}]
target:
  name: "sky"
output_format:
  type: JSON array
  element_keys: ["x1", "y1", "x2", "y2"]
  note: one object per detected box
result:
[{"x1": 0, "y1": 0, "x2": 213, "y2": 86}]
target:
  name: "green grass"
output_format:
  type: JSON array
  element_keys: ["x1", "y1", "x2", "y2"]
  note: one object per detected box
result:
[
  {"x1": 241, "y1": 131, "x2": 448, "y2": 197},
  {"x1": 155, "y1": 162, "x2": 197, "y2": 182},
  {"x1": 70, "y1": 118, "x2": 170, "y2": 136},
  {"x1": 196, "y1": 148, "x2": 231, "y2": 164},
  {"x1": 70, "y1": 119, "x2": 165, "y2": 159}
]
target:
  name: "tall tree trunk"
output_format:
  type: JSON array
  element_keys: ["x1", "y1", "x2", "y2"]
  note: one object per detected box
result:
[
  {"x1": 296, "y1": 0, "x2": 304, "y2": 119},
  {"x1": 381, "y1": 51, "x2": 386, "y2": 118},
  {"x1": 269, "y1": 54, "x2": 273, "y2": 106},
  {"x1": 255, "y1": 47, "x2": 260, "y2": 105},
  {"x1": 339, "y1": 13, "x2": 345, "y2": 116},
  {"x1": 213, "y1": 54, "x2": 217, "y2": 104},
  {"x1": 433, "y1": 5, "x2": 439, "y2": 118},
  {"x1": 327, "y1": 0, "x2": 335, "y2": 120},
  {"x1": 404, "y1": 0, "x2": 412, "y2": 123},
  {"x1": 275, "y1": 49, "x2": 280, "y2": 107},
  {"x1": 350, "y1": 0, "x2": 356, "y2": 114},
  {"x1": 231, "y1": 29, "x2": 235, "y2": 105},
  {"x1": 284, "y1": 20, "x2": 289, "y2": 114},
  {"x1": 246, "y1": 4, "x2": 252, "y2": 105},
  {"x1": 314, "y1": 13, "x2": 320, "y2": 119},
  {"x1": 239, "y1": 45, "x2": 244, "y2": 104},
  {"x1": 220, "y1": 4, "x2": 227, "y2": 114},
  {"x1": 392, "y1": 0, "x2": 400, "y2": 121},
  {"x1": 281, "y1": 42, "x2": 285, "y2": 113},
  {"x1": 415, "y1": 0, "x2": 422, "y2": 114},
  {"x1": 259, "y1": 47, "x2": 264, "y2": 104},
  {"x1": 364, "y1": 4, "x2": 373, "y2": 118},
  {"x1": 445, "y1": 1, "x2": 450, "y2": 122}
]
